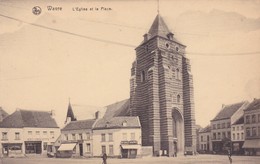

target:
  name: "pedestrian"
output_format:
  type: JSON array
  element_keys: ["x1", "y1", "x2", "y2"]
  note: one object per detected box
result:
[
  {"x1": 102, "y1": 152, "x2": 107, "y2": 164},
  {"x1": 227, "y1": 150, "x2": 232, "y2": 164}
]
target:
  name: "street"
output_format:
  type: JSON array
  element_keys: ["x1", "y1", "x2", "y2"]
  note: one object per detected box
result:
[{"x1": 1, "y1": 155, "x2": 260, "y2": 164}]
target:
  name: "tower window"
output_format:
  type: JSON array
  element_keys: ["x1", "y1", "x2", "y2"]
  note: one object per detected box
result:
[
  {"x1": 166, "y1": 43, "x2": 170, "y2": 49},
  {"x1": 177, "y1": 95, "x2": 181, "y2": 103},
  {"x1": 176, "y1": 68, "x2": 180, "y2": 80},
  {"x1": 176, "y1": 46, "x2": 179, "y2": 51},
  {"x1": 145, "y1": 44, "x2": 149, "y2": 52},
  {"x1": 141, "y1": 70, "x2": 146, "y2": 82}
]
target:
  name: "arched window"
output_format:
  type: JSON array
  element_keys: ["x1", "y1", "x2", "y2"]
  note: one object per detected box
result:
[
  {"x1": 177, "y1": 95, "x2": 181, "y2": 103},
  {"x1": 141, "y1": 70, "x2": 146, "y2": 82},
  {"x1": 176, "y1": 68, "x2": 180, "y2": 80}
]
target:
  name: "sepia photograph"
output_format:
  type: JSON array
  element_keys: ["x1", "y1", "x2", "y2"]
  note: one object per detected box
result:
[{"x1": 0, "y1": 0, "x2": 260, "y2": 163}]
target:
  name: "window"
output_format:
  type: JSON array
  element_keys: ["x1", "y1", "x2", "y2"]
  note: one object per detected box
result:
[
  {"x1": 227, "y1": 132, "x2": 231, "y2": 139},
  {"x1": 246, "y1": 115, "x2": 250, "y2": 124},
  {"x1": 79, "y1": 133, "x2": 83, "y2": 140},
  {"x1": 222, "y1": 132, "x2": 226, "y2": 139},
  {"x1": 123, "y1": 133, "x2": 127, "y2": 140},
  {"x1": 232, "y1": 127, "x2": 235, "y2": 131},
  {"x1": 28, "y1": 131, "x2": 32, "y2": 135},
  {"x1": 108, "y1": 133, "x2": 113, "y2": 141},
  {"x1": 207, "y1": 135, "x2": 209, "y2": 141},
  {"x1": 177, "y1": 95, "x2": 181, "y2": 103},
  {"x1": 64, "y1": 134, "x2": 68, "y2": 140},
  {"x1": 241, "y1": 132, "x2": 244, "y2": 139},
  {"x1": 101, "y1": 134, "x2": 106, "y2": 142},
  {"x1": 213, "y1": 133, "x2": 216, "y2": 140},
  {"x1": 252, "y1": 127, "x2": 257, "y2": 136},
  {"x1": 2, "y1": 132, "x2": 7, "y2": 140},
  {"x1": 50, "y1": 131, "x2": 54, "y2": 138},
  {"x1": 86, "y1": 133, "x2": 90, "y2": 140},
  {"x1": 109, "y1": 145, "x2": 114, "y2": 155},
  {"x1": 252, "y1": 115, "x2": 256, "y2": 123},
  {"x1": 43, "y1": 142, "x2": 48, "y2": 150},
  {"x1": 102, "y1": 145, "x2": 106, "y2": 154},
  {"x1": 131, "y1": 133, "x2": 135, "y2": 140},
  {"x1": 141, "y1": 70, "x2": 146, "y2": 82},
  {"x1": 233, "y1": 133, "x2": 235, "y2": 140},
  {"x1": 217, "y1": 132, "x2": 221, "y2": 139},
  {"x1": 241, "y1": 126, "x2": 244, "y2": 130},
  {"x1": 237, "y1": 133, "x2": 240, "y2": 140},
  {"x1": 246, "y1": 128, "x2": 251, "y2": 137},
  {"x1": 201, "y1": 144, "x2": 203, "y2": 150},
  {"x1": 72, "y1": 134, "x2": 76, "y2": 140},
  {"x1": 201, "y1": 136, "x2": 203, "y2": 142},
  {"x1": 217, "y1": 124, "x2": 220, "y2": 129},
  {"x1": 15, "y1": 132, "x2": 20, "y2": 140},
  {"x1": 222, "y1": 123, "x2": 226, "y2": 129},
  {"x1": 36, "y1": 131, "x2": 40, "y2": 135},
  {"x1": 213, "y1": 124, "x2": 216, "y2": 129},
  {"x1": 86, "y1": 143, "x2": 91, "y2": 152},
  {"x1": 236, "y1": 126, "x2": 239, "y2": 131},
  {"x1": 43, "y1": 131, "x2": 47, "y2": 135},
  {"x1": 176, "y1": 68, "x2": 180, "y2": 80},
  {"x1": 122, "y1": 121, "x2": 127, "y2": 127}
]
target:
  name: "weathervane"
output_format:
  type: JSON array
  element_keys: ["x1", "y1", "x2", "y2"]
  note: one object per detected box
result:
[{"x1": 157, "y1": 0, "x2": 160, "y2": 14}]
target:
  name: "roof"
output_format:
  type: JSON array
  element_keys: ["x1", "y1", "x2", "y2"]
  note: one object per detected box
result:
[
  {"x1": 62, "y1": 119, "x2": 96, "y2": 131},
  {"x1": 147, "y1": 14, "x2": 183, "y2": 45},
  {"x1": 0, "y1": 107, "x2": 9, "y2": 120},
  {"x1": 0, "y1": 109, "x2": 59, "y2": 128},
  {"x1": 103, "y1": 99, "x2": 130, "y2": 119},
  {"x1": 65, "y1": 102, "x2": 77, "y2": 123},
  {"x1": 211, "y1": 101, "x2": 246, "y2": 121},
  {"x1": 244, "y1": 98, "x2": 260, "y2": 111},
  {"x1": 199, "y1": 125, "x2": 211, "y2": 133},
  {"x1": 93, "y1": 116, "x2": 140, "y2": 130},
  {"x1": 232, "y1": 116, "x2": 244, "y2": 125}
]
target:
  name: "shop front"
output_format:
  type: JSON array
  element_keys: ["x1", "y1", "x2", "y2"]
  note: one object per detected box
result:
[
  {"x1": 1, "y1": 143, "x2": 23, "y2": 157},
  {"x1": 25, "y1": 141, "x2": 42, "y2": 154},
  {"x1": 243, "y1": 139, "x2": 260, "y2": 156},
  {"x1": 120, "y1": 141, "x2": 141, "y2": 158}
]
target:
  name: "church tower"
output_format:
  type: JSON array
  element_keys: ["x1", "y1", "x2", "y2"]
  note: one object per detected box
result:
[{"x1": 130, "y1": 14, "x2": 196, "y2": 156}]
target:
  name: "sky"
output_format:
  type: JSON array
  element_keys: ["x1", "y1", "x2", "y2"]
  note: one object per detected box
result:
[{"x1": 0, "y1": 0, "x2": 260, "y2": 128}]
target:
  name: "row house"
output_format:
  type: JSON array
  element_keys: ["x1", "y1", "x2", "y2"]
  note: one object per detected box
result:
[
  {"x1": 231, "y1": 116, "x2": 244, "y2": 155},
  {"x1": 56, "y1": 102, "x2": 142, "y2": 158},
  {"x1": 0, "y1": 109, "x2": 60, "y2": 157},
  {"x1": 210, "y1": 101, "x2": 248, "y2": 154},
  {"x1": 243, "y1": 98, "x2": 260, "y2": 155},
  {"x1": 198, "y1": 125, "x2": 211, "y2": 152}
]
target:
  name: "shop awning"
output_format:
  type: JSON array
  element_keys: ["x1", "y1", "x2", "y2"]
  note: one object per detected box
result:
[
  {"x1": 121, "y1": 144, "x2": 141, "y2": 149},
  {"x1": 58, "y1": 143, "x2": 77, "y2": 151},
  {"x1": 242, "y1": 139, "x2": 260, "y2": 148}
]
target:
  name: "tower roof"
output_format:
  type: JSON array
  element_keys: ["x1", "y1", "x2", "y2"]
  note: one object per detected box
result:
[
  {"x1": 148, "y1": 14, "x2": 171, "y2": 39},
  {"x1": 65, "y1": 102, "x2": 77, "y2": 123}
]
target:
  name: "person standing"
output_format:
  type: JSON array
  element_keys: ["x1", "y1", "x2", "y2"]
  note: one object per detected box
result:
[
  {"x1": 102, "y1": 153, "x2": 107, "y2": 164},
  {"x1": 227, "y1": 150, "x2": 232, "y2": 164}
]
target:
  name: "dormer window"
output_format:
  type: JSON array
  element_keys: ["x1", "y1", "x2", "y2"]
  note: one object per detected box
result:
[
  {"x1": 122, "y1": 121, "x2": 127, "y2": 127},
  {"x1": 167, "y1": 32, "x2": 173, "y2": 40}
]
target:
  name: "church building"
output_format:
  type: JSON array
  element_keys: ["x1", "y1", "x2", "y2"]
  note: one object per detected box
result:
[{"x1": 130, "y1": 14, "x2": 197, "y2": 157}]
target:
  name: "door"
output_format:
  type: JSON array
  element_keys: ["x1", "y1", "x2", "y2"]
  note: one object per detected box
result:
[{"x1": 79, "y1": 143, "x2": 83, "y2": 156}]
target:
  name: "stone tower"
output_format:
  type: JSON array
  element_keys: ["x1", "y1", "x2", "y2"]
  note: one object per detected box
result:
[{"x1": 130, "y1": 14, "x2": 196, "y2": 156}]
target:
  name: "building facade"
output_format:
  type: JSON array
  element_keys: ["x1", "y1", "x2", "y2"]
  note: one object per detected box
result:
[
  {"x1": 211, "y1": 102, "x2": 248, "y2": 154},
  {"x1": 243, "y1": 98, "x2": 260, "y2": 156},
  {"x1": 58, "y1": 119, "x2": 96, "y2": 158},
  {"x1": 0, "y1": 109, "x2": 60, "y2": 157},
  {"x1": 92, "y1": 117, "x2": 142, "y2": 158},
  {"x1": 130, "y1": 14, "x2": 196, "y2": 157},
  {"x1": 198, "y1": 125, "x2": 212, "y2": 153},
  {"x1": 231, "y1": 116, "x2": 244, "y2": 155}
]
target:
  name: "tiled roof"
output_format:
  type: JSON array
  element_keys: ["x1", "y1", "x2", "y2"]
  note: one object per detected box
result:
[
  {"x1": 212, "y1": 102, "x2": 246, "y2": 121},
  {"x1": 147, "y1": 14, "x2": 183, "y2": 45},
  {"x1": 93, "y1": 116, "x2": 140, "y2": 130},
  {"x1": 0, "y1": 109, "x2": 59, "y2": 128},
  {"x1": 62, "y1": 119, "x2": 96, "y2": 131},
  {"x1": 199, "y1": 125, "x2": 211, "y2": 133},
  {"x1": 0, "y1": 107, "x2": 9, "y2": 120},
  {"x1": 103, "y1": 99, "x2": 130, "y2": 119},
  {"x1": 244, "y1": 98, "x2": 260, "y2": 111}
]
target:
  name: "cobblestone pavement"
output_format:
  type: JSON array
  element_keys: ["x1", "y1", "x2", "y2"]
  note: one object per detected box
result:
[{"x1": 1, "y1": 154, "x2": 259, "y2": 164}]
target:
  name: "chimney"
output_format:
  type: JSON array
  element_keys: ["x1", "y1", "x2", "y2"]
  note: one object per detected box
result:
[
  {"x1": 143, "y1": 33, "x2": 150, "y2": 42},
  {"x1": 167, "y1": 32, "x2": 173, "y2": 40},
  {"x1": 50, "y1": 110, "x2": 55, "y2": 117}
]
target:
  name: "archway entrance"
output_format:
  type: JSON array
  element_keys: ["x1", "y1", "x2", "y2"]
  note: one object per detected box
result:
[{"x1": 172, "y1": 108, "x2": 184, "y2": 156}]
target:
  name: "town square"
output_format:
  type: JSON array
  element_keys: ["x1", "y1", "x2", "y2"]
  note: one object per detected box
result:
[{"x1": 0, "y1": 0, "x2": 260, "y2": 163}]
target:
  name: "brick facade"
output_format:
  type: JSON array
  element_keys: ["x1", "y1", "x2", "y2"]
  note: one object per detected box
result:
[{"x1": 130, "y1": 14, "x2": 196, "y2": 156}]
